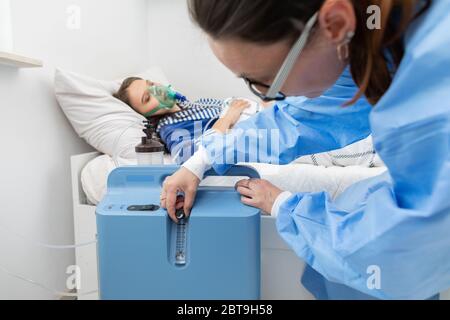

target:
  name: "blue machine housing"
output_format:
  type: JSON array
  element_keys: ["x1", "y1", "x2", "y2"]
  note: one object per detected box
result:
[{"x1": 96, "y1": 165, "x2": 261, "y2": 300}]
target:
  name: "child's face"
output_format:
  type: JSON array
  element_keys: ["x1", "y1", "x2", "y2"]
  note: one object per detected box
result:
[{"x1": 127, "y1": 79, "x2": 177, "y2": 117}]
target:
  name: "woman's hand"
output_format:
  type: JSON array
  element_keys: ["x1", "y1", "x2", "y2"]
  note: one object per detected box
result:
[
  {"x1": 161, "y1": 167, "x2": 201, "y2": 222},
  {"x1": 235, "y1": 179, "x2": 283, "y2": 215},
  {"x1": 213, "y1": 99, "x2": 250, "y2": 134}
]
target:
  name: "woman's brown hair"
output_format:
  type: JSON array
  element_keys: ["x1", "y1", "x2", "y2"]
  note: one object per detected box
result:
[{"x1": 188, "y1": 0, "x2": 431, "y2": 105}]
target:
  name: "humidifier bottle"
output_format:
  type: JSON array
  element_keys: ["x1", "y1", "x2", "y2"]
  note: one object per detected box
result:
[{"x1": 135, "y1": 121, "x2": 165, "y2": 165}]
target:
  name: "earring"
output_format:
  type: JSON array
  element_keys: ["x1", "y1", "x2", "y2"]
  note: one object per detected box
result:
[{"x1": 337, "y1": 31, "x2": 355, "y2": 62}]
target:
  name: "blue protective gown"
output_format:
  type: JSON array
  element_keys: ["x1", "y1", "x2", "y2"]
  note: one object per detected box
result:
[{"x1": 199, "y1": 0, "x2": 450, "y2": 299}]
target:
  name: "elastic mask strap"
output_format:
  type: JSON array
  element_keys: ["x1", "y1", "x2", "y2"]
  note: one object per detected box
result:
[{"x1": 143, "y1": 106, "x2": 164, "y2": 118}]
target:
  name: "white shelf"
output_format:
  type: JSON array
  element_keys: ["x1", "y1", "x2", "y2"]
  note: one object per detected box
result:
[{"x1": 0, "y1": 51, "x2": 43, "y2": 68}]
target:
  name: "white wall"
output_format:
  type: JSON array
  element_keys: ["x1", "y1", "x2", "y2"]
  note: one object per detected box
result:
[
  {"x1": 0, "y1": 0, "x2": 250, "y2": 300},
  {"x1": 0, "y1": 0, "x2": 149, "y2": 299},
  {"x1": 147, "y1": 0, "x2": 252, "y2": 100}
]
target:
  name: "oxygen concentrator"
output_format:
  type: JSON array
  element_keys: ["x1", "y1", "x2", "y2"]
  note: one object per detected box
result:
[{"x1": 96, "y1": 165, "x2": 261, "y2": 300}]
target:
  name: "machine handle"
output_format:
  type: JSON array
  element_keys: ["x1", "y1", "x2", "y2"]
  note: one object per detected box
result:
[
  {"x1": 204, "y1": 165, "x2": 261, "y2": 180},
  {"x1": 157, "y1": 165, "x2": 260, "y2": 186},
  {"x1": 108, "y1": 165, "x2": 260, "y2": 191}
]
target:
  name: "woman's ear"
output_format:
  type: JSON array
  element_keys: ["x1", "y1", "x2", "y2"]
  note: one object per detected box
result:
[{"x1": 319, "y1": 0, "x2": 356, "y2": 45}]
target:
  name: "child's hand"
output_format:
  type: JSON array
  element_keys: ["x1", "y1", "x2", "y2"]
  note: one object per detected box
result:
[
  {"x1": 213, "y1": 99, "x2": 251, "y2": 134},
  {"x1": 235, "y1": 179, "x2": 283, "y2": 215},
  {"x1": 223, "y1": 99, "x2": 251, "y2": 126}
]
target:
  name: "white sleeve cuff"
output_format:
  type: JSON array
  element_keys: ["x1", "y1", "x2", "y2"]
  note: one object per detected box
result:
[
  {"x1": 271, "y1": 191, "x2": 293, "y2": 217},
  {"x1": 182, "y1": 146, "x2": 213, "y2": 180}
]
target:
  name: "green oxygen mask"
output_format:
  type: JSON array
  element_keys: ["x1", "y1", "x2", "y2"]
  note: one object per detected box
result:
[{"x1": 143, "y1": 85, "x2": 187, "y2": 117}]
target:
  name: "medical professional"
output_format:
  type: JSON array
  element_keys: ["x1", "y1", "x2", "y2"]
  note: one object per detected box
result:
[{"x1": 160, "y1": 0, "x2": 450, "y2": 300}]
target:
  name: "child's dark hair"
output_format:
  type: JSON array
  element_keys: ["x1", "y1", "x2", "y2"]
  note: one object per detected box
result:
[{"x1": 113, "y1": 76, "x2": 143, "y2": 107}]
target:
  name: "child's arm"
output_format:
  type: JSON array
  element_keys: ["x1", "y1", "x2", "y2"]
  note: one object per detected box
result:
[{"x1": 212, "y1": 99, "x2": 250, "y2": 134}]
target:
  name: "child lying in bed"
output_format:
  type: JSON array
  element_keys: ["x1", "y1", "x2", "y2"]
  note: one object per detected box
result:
[
  {"x1": 114, "y1": 77, "x2": 383, "y2": 169},
  {"x1": 80, "y1": 78, "x2": 384, "y2": 205},
  {"x1": 114, "y1": 77, "x2": 257, "y2": 164}
]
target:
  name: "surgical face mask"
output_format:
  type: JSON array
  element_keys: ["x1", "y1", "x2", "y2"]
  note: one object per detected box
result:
[{"x1": 143, "y1": 85, "x2": 186, "y2": 117}]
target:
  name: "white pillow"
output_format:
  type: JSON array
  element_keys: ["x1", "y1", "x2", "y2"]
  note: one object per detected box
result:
[{"x1": 55, "y1": 67, "x2": 170, "y2": 159}]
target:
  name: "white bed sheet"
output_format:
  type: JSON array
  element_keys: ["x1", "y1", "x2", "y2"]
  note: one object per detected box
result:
[{"x1": 81, "y1": 154, "x2": 386, "y2": 206}]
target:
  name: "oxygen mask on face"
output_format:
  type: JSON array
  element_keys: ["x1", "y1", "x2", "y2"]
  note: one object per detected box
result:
[{"x1": 143, "y1": 85, "x2": 187, "y2": 117}]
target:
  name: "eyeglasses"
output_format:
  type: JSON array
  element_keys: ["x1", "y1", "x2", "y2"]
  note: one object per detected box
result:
[
  {"x1": 244, "y1": 12, "x2": 319, "y2": 102},
  {"x1": 243, "y1": 77, "x2": 286, "y2": 102}
]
